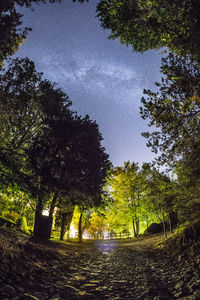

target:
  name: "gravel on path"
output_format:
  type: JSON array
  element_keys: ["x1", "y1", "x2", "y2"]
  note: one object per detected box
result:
[{"x1": 0, "y1": 229, "x2": 200, "y2": 300}]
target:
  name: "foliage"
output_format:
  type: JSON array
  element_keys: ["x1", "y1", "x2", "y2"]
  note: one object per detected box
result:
[
  {"x1": 97, "y1": 0, "x2": 200, "y2": 60},
  {"x1": 17, "y1": 215, "x2": 29, "y2": 233},
  {"x1": 140, "y1": 52, "x2": 200, "y2": 223},
  {"x1": 0, "y1": 57, "x2": 110, "y2": 238},
  {"x1": 86, "y1": 210, "x2": 108, "y2": 238},
  {"x1": 140, "y1": 52, "x2": 200, "y2": 183},
  {"x1": 28, "y1": 112, "x2": 111, "y2": 215},
  {"x1": 105, "y1": 161, "x2": 159, "y2": 236}
]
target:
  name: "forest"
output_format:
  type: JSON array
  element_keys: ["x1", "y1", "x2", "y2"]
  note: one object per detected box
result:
[
  {"x1": 1, "y1": 1, "x2": 200, "y2": 299},
  {"x1": 1, "y1": 0, "x2": 200, "y2": 245}
]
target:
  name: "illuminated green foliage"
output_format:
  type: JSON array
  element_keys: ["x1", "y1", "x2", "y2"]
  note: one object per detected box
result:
[{"x1": 105, "y1": 162, "x2": 158, "y2": 236}]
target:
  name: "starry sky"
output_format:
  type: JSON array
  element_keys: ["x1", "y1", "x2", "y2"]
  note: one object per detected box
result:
[{"x1": 16, "y1": 0, "x2": 163, "y2": 166}]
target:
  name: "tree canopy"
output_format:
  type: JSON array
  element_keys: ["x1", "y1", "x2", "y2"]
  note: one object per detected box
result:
[
  {"x1": 140, "y1": 52, "x2": 200, "y2": 169},
  {"x1": 97, "y1": 0, "x2": 200, "y2": 60}
]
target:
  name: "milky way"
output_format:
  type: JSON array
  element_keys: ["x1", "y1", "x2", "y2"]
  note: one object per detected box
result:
[{"x1": 16, "y1": 0, "x2": 163, "y2": 166}]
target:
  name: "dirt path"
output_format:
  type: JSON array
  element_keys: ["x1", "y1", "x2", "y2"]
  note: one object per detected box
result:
[{"x1": 0, "y1": 230, "x2": 200, "y2": 299}]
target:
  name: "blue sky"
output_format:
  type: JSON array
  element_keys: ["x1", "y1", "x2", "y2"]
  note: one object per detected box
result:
[{"x1": 16, "y1": 0, "x2": 163, "y2": 166}]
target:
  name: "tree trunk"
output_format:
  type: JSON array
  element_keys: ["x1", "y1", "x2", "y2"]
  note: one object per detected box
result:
[
  {"x1": 169, "y1": 214, "x2": 172, "y2": 234},
  {"x1": 162, "y1": 213, "x2": 167, "y2": 238},
  {"x1": 33, "y1": 198, "x2": 43, "y2": 237},
  {"x1": 78, "y1": 212, "x2": 83, "y2": 242},
  {"x1": 33, "y1": 198, "x2": 53, "y2": 239},
  {"x1": 49, "y1": 194, "x2": 57, "y2": 218},
  {"x1": 60, "y1": 213, "x2": 67, "y2": 241},
  {"x1": 60, "y1": 209, "x2": 74, "y2": 241},
  {"x1": 136, "y1": 218, "x2": 139, "y2": 236},
  {"x1": 133, "y1": 219, "x2": 137, "y2": 238}
]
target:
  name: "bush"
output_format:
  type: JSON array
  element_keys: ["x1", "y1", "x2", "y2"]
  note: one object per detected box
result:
[{"x1": 17, "y1": 215, "x2": 29, "y2": 234}]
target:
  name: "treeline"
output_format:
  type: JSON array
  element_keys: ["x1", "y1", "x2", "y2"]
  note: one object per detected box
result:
[
  {"x1": 1, "y1": 0, "x2": 200, "y2": 241},
  {"x1": 96, "y1": 0, "x2": 200, "y2": 238},
  {"x1": 0, "y1": 0, "x2": 110, "y2": 241}
]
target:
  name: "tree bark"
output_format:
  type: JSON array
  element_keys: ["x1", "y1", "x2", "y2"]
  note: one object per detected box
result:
[
  {"x1": 162, "y1": 213, "x2": 167, "y2": 238},
  {"x1": 49, "y1": 194, "x2": 57, "y2": 218},
  {"x1": 60, "y1": 213, "x2": 67, "y2": 241},
  {"x1": 136, "y1": 219, "x2": 139, "y2": 236},
  {"x1": 133, "y1": 219, "x2": 137, "y2": 238},
  {"x1": 33, "y1": 198, "x2": 44, "y2": 237},
  {"x1": 169, "y1": 214, "x2": 172, "y2": 234},
  {"x1": 60, "y1": 209, "x2": 74, "y2": 241},
  {"x1": 78, "y1": 212, "x2": 83, "y2": 242},
  {"x1": 33, "y1": 197, "x2": 53, "y2": 239}
]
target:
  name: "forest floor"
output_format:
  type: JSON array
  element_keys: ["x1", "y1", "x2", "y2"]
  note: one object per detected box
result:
[{"x1": 0, "y1": 228, "x2": 200, "y2": 300}]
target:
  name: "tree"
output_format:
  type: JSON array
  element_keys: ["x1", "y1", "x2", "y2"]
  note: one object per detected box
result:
[
  {"x1": 97, "y1": 0, "x2": 200, "y2": 60},
  {"x1": 0, "y1": 58, "x2": 71, "y2": 192},
  {"x1": 0, "y1": 57, "x2": 73, "y2": 237},
  {"x1": 140, "y1": 53, "x2": 200, "y2": 223},
  {"x1": 142, "y1": 164, "x2": 178, "y2": 237},
  {"x1": 28, "y1": 112, "x2": 111, "y2": 239},
  {"x1": 106, "y1": 161, "x2": 148, "y2": 237},
  {"x1": 54, "y1": 201, "x2": 75, "y2": 241},
  {"x1": 140, "y1": 52, "x2": 200, "y2": 169},
  {"x1": 0, "y1": 58, "x2": 42, "y2": 191},
  {"x1": 87, "y1": 211, "x2": 108, "y2": 239},
  {"x1": 0, "y1": 56, "x2": 110, "y2": 239}
]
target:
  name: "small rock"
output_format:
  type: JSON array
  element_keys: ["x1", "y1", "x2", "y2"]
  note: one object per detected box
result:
[
  {"x1": 74, "y1": 275, "x2": 86, "y2": 281},
  {"x1": 193, "y1": 290, "x2": 200, "y2": 299},
  {"x1": 95, "y1": 286, "x2": 108, "y2": 291},
  {"x1": 174, "y1": 291, "x2": 183, "y2": 298},
  {"x1": 77, "y1": 291, "x2": 87, "y2": 296},
  {"x1": 64, "y1": 285, "x2": 80, "y2": 292},
  {"x1": 175, "y1": 282, "x2": 183, "y2": 289},
  {"x1": 196, "y1": 258, "x2": 200, "y2": 264},
  {"x1": 83, "y1": 283, "x2": 97, "y2": 287}
]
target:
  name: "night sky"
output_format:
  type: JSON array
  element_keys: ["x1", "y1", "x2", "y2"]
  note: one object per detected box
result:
[{"x1": 16, "y1": 0, "x2": 163, "y2": 166}]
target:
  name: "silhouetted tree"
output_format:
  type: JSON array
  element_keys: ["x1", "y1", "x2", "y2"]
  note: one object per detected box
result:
[{"x1": 28, "y1": 111, "x2": 110, "y2": 238}]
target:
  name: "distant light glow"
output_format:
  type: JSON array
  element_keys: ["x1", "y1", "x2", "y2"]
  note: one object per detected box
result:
[
  {"x1": 69, "y1": 222, "x2": 76, "y2": 238},
  {"x1": 96, "y1": 240, "x2": 117, "y2": 254},
  {"x1": 42, "y1": 209, "x2": 49, "y2": 216},
  {"x1": 102, "y1": 230, "x2": 110, "y2": 239},
  {"x1": 82, "y1": 231, "x2": 90, "y2": 239},
  {"x1": 69, "y1": 223, "x2": 94, "y2": 240}
]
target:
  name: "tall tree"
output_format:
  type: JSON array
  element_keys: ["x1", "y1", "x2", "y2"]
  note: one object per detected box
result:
[
  {"x1": 28, "y1": 113, "x2": 111, "y2": 238},
  {"x1": 142, "y1": 164, "x2": 177, "y2": 237},
  {"x1": 0, "y1": 57, "x2": 71, "y2": 191},
  {"x1": 107, "y1": 161, "x2": 147, "y2": 237},
  {"x1": 97, "y1": 0, "x2": 200, "y2": 60},
  {"x1": 140, "y1": 53, "x2": 200, "y2": 169},
  {"x1": 140, "y1": 53, "x2": 200, "y2": 222}
]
